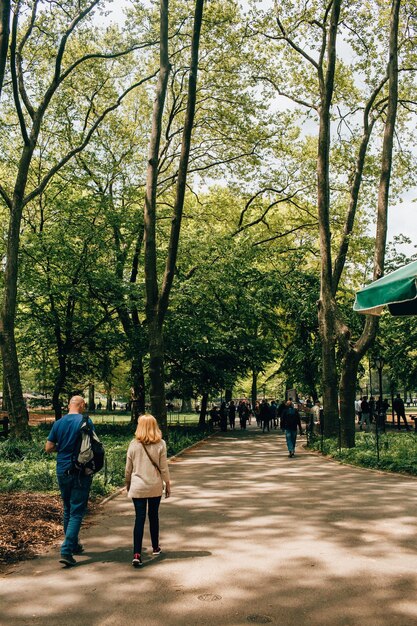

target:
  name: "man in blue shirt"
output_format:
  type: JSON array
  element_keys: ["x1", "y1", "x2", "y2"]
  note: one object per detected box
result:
[{"x1": 45, "y1": 395, "x2": 93, "y2": 566}]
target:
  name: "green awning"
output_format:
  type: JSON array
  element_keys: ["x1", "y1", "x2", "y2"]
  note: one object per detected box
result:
[{"x1": 353, "y1": 260, "x2": 417, "y2": 316}]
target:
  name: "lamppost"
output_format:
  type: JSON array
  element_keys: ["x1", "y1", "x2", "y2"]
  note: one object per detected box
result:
[
  {"x1": 374, "y1": 355, "x2": 385, "y2": 463},
  {"x1": 375, "y1": 356, "x2": 385, "y2": 428}
]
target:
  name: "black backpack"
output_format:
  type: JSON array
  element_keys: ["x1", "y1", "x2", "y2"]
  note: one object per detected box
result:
[{"x1": 72, "y1": 416, "x2": 105, "y2": 475}]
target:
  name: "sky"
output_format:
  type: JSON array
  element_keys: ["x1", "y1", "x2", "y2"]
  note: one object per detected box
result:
[{"x1": 98, "y1": 0, "x2": 417, "y2": 259}]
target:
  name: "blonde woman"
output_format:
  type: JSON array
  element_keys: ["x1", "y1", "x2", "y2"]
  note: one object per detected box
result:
[{"x1": 125, "y1": 414, "x2": 171, "y2": 567}]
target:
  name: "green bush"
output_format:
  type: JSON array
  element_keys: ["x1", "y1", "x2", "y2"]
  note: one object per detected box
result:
[{"x1": 309, "y1": 431, "x2": 417, "y2": 475}]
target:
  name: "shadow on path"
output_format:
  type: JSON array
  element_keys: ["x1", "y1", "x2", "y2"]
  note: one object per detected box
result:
[{"x1": 2, "y1": 427, "x2": 417, "y2": 626}]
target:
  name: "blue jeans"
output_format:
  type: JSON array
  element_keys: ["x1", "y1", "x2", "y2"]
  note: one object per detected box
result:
[
  {"x1": 57, "y1": 473, "x2": 92, "y2": 556},
  {"x1": 285, "y1": 429, "x2": 297, "y2": 453}
]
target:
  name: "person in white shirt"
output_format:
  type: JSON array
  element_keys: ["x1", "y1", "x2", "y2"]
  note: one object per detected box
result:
[{"x1": 125, "y1": 414, "x2": 171, "y2": 568}]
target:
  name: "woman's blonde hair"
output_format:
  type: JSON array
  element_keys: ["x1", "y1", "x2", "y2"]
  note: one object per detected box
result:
[{"x1": 135, "y1": 414, "x2": 162, "y2": 444}]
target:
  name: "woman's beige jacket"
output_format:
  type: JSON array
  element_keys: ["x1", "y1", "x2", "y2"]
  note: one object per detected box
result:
[{"x1": 125, "y1": 439, "x2": 170, "y2": 498}]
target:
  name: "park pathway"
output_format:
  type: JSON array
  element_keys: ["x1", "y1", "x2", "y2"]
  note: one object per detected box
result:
[{"x1": 1, "y1": 428, "x2": 417, "y2": 626}]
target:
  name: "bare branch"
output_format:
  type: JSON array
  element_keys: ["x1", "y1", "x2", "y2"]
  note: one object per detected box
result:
[
  {"x1": 10, "y1": 1, "x2": 29, "y2": 145},
  {"x1": 276, "y1": 15, "x2": 320, "y2": 70},
  {"x1": 252, "y1": 222, "x2": 318, "y2": 246},
  {"x1": 23, "y1": 71, "x2": 158, "y2": 207},
  {"x1": 16, "y1": 0, "x2": 37, "y2": 119}
]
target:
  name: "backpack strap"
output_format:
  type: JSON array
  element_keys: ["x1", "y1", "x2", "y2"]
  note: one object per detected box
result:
[{"x1": 140, "y1": 442, "x2": 161, "y2": 475}]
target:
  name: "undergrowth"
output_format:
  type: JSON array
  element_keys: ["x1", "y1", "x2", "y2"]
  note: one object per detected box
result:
[
  {"x1": 0, "y1": 422, "x2": 210, "y2": 496},
  {"x1": 308, "y1": 431, "x2": 417, "y2": 475}
]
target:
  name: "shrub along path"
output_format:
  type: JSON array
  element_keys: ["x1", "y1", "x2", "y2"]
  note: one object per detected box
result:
[{"x1": 2, "y1": 428, "x2": 417, "y2": 626}]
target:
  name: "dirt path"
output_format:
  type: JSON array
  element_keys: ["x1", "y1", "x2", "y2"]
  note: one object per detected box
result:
[{"x1": 2, "y1": 428, "x2": 417, "y2": 626}]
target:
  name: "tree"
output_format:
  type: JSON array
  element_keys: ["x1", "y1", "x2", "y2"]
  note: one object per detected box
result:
[
  {"x1": 0, "y1": 0, "x2": 10, "y2": 99},
  {"x1": 143, "y1": 0, "x2": 205, "y2": 433},
  {"x1": 247, "y1": 0, "x2": 407, "y2": 444},
  {"x1": 0, "y1": 0, "x2": 156, "y2": 436}
]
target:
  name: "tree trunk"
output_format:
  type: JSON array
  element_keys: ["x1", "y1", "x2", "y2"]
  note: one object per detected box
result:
[
  {"x1": 88, "y1": 383, "x2": 95, "y2": 412},
  {"x1": 143, "y1": 0, "x2": 204, "y2": 435},
  {"x1": 225, "y1": 389, "x2": 232, "y2": 403},
  {"x1": 199, "y1": 391, "x2": 208, "y2": 428},
  {"x1": 336, "y1": 0, "x2": 400, "y2": 446},
  {"x1": 181, "y1": 398, "x2": 192, "y2": 412},
  {"x1": 130, "y1": 353, "x2": 146, "y2": 423},
  {"x1": 2, "y1": 370, "x2": 9, "y2": 411},
  {"x1": 0, "y1": 0, "x2": 10, "y2": 100},
  {"x1": 339, "y1": 351, "x2": 360, "y2": 447},
  {"x1": 106, "y1": 391, "x2": 113, "y2": 412},
  {"x1": 316, "y1": 0, "x2": 341, "y2": 437},
  {"x1": 251, "y1": 369, "x2": 257, "y2": 409},
  {"x1": 0, "y1": 328, "x2": 29, "y2": 438},
  {"x1": 148, "y1": 319, "x2": 167, "y2": 427},
  {"x1": 52, "y1": 355, "x2": 66, "y2": 420}
]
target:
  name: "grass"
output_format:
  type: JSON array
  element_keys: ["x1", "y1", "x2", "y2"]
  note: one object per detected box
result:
[
  {"x1": 308, "y1": 430, "x2": 417, "y2": 475},
  {"x1": 0, "y1": 421, "x2": 210, "y2": 497}
]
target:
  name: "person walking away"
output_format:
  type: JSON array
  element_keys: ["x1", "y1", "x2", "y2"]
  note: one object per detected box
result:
[
  {"x1": 228, "y1": 401, "x2": 236, "y2": 430},
  {"x1": 360, "y1": 396, "x2": 371, "y2": 432},
  {"x1": 393, "y1": 393, "x2": 410, "y2": 431},
  {"x1": 281, "y1": 400, "x2": 303, "y2": 457},
  {"x1": 277, "y1": 400, "x2": 286, "y2": 424},
  {"x1": 260, "y1": 399, "x2": 270, "y2": 432},
  {"x1": 375, "y1": 396, "x2": 388, "y2": 432},
  {"x1": 45, "y1": 395, "x2": 94, "y2": 566},
  {"x1": 125, "y1": 414, "x2": 171, "y2": 567},
  {"x1": 369, "y1": 396, "x2": 376, "y2": 423},
  {"x1": 219, "y1": 401, "x2": 228, "y2": 432},
  {"x1": 270, "y1": 400, "x2": 278, "y2": 428},
  {"x1": 239, "y1": 401, "x2": 249, "y2": 429},
  {"x1": 254, "y1": 401, "x2": 261, "y2": 427}
]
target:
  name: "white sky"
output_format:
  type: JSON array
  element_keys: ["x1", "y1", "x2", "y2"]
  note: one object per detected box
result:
[{"x1": 99, "y1": 0, "x2": 417, "y2": 257}]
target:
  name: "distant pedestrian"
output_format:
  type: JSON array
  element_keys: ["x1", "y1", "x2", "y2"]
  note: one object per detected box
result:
[
  {"x1": 219, "y1": 401, "x2": 228, "y2": 432},
  {"x1": 376, "y1": 396, "x2": 389, "y2": 432},
  {"x1": 360, "y1": 397, "x2": 371, "y2": 432},
  {"x1": 260, "y1": 399, "x2": 270, "y2": 432},
  {"x1": 45, "y1": 395, "x2": 94, "y2": 567},
  {"x1": 393, "y1": 394, "x2": 411, "y2": 431},
  {"x1": 281, "y1": 400, "x2": 303, "y2": 457},
  {"x1": 238, "y1": 401, "x2": 249, "y2": 429},
  {"x1": 125, "y1": 414, "x2": 171, "y2": 568},
  {"x1": 270, "y1": 400, "x2": 278, "y2": 429},
  {"x1": 254, "y1": 401, "x2": 261, "y2": 427},
  {"x1": 228, "y1": 401, "x2": 236, "y2": 430}
]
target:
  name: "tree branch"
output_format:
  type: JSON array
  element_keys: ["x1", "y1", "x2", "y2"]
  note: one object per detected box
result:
[{"x1": 22, "y1": 71, "x2": 158, "y2": 207}]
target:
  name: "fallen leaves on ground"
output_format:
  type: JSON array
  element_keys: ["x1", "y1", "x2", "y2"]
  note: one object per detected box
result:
[
  {"x1": 0, "y1": 492, "x2": 99, "y2": 566},
  {"x1": 0, "y1": 492, "x2": 63, "y2": 564}
]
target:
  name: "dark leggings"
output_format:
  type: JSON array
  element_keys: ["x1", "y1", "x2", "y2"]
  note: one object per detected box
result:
[{"x1": 133, "y1": 496, "x2": 161, "y2": 554}]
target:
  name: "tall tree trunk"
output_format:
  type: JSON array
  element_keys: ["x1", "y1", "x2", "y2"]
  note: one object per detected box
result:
[
  {"x1": 251, "y1": 369, "x2": 257, "y2": 409},
  {"x1": 2, "y1": 370, "x2": 9, "y2": 410},
  {"x1": 339, "y1": 351, "x2": 360, "y2": 447},
  {"x1": 316, "y1": 0, "x2": 341, "y2": 437},
  {"x1": 130, "y1": 353, "x2": 145, "y2": 423},
  {"x1": 0, "y1": 0, "x2": 10, "y2": 100},
  {"x1": 88, "y1": 383, "x2": 95, "y2": 412},
  {"x1": 181, "y1": 398, "x2": 192, "y2": 412},
  {"x1": 225, "y1": 389, "x2": 232, "y2": 403},
  {"x1": 337, "y1": 0, "x2": 400, "y2": 447},
  {"x1": 52, "y1": 354, "x2": 66, "y2": 420},
  {"x1": 143, "y1": 0, "x2": 170, "y2": 431},
  {"x1": 144, "y1": 0, "x2": 204, "y2": 434}
]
